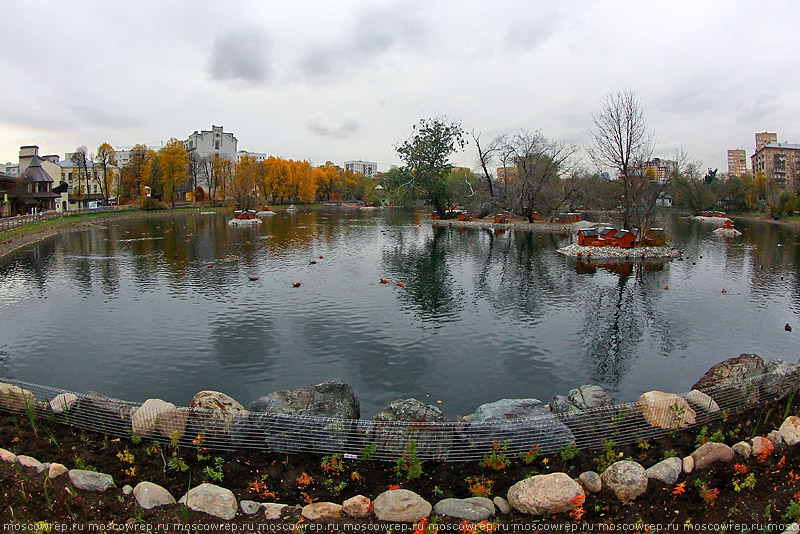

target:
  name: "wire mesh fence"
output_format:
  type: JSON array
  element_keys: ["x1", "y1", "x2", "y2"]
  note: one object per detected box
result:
[{"x1": 1, "y1": 363, "x2": 798, "y2": 463}]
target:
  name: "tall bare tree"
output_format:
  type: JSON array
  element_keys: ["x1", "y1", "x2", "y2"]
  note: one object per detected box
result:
[
  {"x1": 472, "y1": 131, "x2": 501, "y2": 198},
  {"x1": 587, "y1": 90, "x2": 655, "y2": 230},
  {"x1": 71, "y1": 146, "x2": 91, "y2": 209}
]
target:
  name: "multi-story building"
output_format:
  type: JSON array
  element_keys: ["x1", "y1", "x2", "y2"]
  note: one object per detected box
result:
[
  {"x1": 237, "y1": 150, "x2": 268, "y2": 163},
  {"x1": 643, "y1": 158, "x2": 677, "y2": 183},
  {"x1": 756, "y1": 132, "x2": 778, "y2": 151},
  {"x1": 344, "y1": 160, "x2": 377, "y2": 177},
  {"x1": 184, "y1": 125, "x2": 238, "y2": 162},
  {"x1": 727, "y1": 149, "x2": 749, "y2": 177},
  {"x1": 751, "y1": 142, "x2": 800, "y2": 191},
  {"x1": 0, "y1": 146, "x2": 63, "y2": 215},
  {"x1": 59, "y1": 151, "x2": 119, "y2": 209}
]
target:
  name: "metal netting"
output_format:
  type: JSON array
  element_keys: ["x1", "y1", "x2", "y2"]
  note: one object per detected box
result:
[{"x1": 1, "y1": 363, "x2": 798, "y2": 462}]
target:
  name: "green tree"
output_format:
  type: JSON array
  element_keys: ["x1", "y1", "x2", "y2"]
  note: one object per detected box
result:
[
  {"x1": 158, "y1": 138, "x2": 188, "y2": 208},
  {"x1": 672, "y1": 158, "x2": 715, "y2": 214},
  {"x1": 395, "y1": 116, "x2": 466, "y2": 219}
]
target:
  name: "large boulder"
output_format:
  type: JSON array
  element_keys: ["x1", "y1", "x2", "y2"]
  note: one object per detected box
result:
[
  {"x1": 0, "y1": 382, "x2": 36, "y2": 412},
  {"x1": 635, "y1": 391, "x2": 696, "y2": 429},
  {"x1": 249, "y1": 378, "x2": 360, "y2": 419},
  {"x1": 179, "y1": 483, "x2": 237, "y2": 520},
  {"x1": 762, "y1": 360, "x2": 800, "y2": 401},
  {"x1": 134, "y1": 482, "x2": 176, "y2": 510},
  {"x1": 374, "y1": 398, "x2": 445, "y2": 423},
  {"x1": 157, "y1": 407, "x2": 190, "y2": 440},
  {"x1": 691, "y1": 442, "x2": 734, "y2": 469},
  {"x1": 69, "y1": 470, "x2": 116, "y2": 492},
  {"x1": 470, "y1": 399, "x2": 575, "y2": 454},
  {"x1": 600, "y1": 461, "x2": 648, "y2": 502},
  {"x1": 373, "y1": 489, "x2": 431, "y2": 522},
  {"x1": 685, "y1": 390, "x2": 720, "y2": 413},
  {"x1": 645, "y1": 457, "x2": 683, "y2": 485},
  {"x1": 692, "y1": 354, "x2": 766, "y2": 407},
  {"x1": 549, "y1": 385, "x2": 612, "y2": 414},
  {"x1": 472, "y1": 398, "x2": 544, "y2": 422},
  {"x1": 342, "y1": 495, "x2": 371, "y2": 518},
  {"x1": 49, "y1": 393, "x2": 78, "y2": 414},
  {"x1": 433, "y1": 497, "x2": 495, "y2": 521},
  {"x1": 780, "y1": 416, "x2": 800, "y2": 446},
  {"x1": 368, "y1": 398, "x2": 451, "y2": 460},
  {"x1": 507, "y1": 473, "x2": 584, "y2": 515},
  {"x1": 302, "y1": 502, "x2": 342, "y2": 520},
  {"x1": 189, "y1": 390, "x2": 247, "y2": 441},
  {"x1": 131, "y1": 398, "x2": 177, "y2": 438}
]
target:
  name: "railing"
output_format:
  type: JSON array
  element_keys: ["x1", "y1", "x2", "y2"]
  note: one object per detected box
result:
[{"x1": 1, "y1": 364, "x2": 798, "y2": 462}]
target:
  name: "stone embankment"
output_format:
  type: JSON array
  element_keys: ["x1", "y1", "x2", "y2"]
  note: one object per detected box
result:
[
  {"x1": 2, "y1": 355, "x2": 800, "y2": 523},
  {"x1": 2, "y1": 406, "x2": 800, "y2": 523}
]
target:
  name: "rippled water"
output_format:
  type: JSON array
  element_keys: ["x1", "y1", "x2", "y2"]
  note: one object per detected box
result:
[{"x1": 1, "y1": 209, "x2": 799, "y2": 417}]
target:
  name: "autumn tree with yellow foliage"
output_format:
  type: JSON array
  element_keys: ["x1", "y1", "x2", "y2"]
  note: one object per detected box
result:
[
  {"x1": 158, "y1": 138, "x2": 188, "y2": 207},
  {"x1": 95, "y1": 142, "x2": 117, "y2": 203},
  {"x1": 121, "y1": 144, "x2": 156, "y2": 201},
  {"x1": 233, "y1": 154, "x2": 259, "y2": 209}
]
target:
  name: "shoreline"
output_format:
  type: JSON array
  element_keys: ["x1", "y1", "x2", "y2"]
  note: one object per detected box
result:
[{"x1": 428, "y1": 217, "x2": 595, "y2": 232}]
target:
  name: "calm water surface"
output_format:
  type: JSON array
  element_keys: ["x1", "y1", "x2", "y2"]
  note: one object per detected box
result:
[{"x1": 1, "y1": 209, "x2": 799, "y2": 417}]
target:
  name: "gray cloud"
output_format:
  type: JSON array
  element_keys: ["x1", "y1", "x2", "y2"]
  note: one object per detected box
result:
[
  {"x1": 208, "y1": 26, "x2": 272, "y2": 84},
  {"x1": 305, "y1": 113, "x2": 361, "y2": 139},
  {"x1": 298, "y1": 3, "x2": 427, "y2": 80}
]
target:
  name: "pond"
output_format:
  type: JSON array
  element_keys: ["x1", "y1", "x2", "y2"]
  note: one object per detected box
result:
[{"x1": 1, "y1": 209, "x2": 799, "y2": 418}]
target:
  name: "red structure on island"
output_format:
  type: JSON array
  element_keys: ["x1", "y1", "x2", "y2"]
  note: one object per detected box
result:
[{"x1": 577, "y1": 227, "x2": 637, "y2": 248}]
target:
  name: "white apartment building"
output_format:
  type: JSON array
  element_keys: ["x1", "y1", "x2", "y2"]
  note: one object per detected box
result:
[
  {"x1": 184, "y1": 125, "x2": 238, "y2": 161},
  {"x1": 237, "y1": 150, "x2": 268, "y2": 163},
  {"x1": 344, "y1": 160, "x2": 377, "y2": 177}
]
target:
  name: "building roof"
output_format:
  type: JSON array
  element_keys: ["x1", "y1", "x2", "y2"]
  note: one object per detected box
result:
[
  {"x1": 20, "y1": 155, "x2": 54, "y2": 183},
  {"x1": 759, "y1": 142, "x2": 800, "y2": 151}
]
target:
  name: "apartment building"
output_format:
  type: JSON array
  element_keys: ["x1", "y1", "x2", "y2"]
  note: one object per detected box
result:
[
  {"x1": 727, "y1": 149, "x2": 749, "y2": 177},
  {"x1": 751, "y1": 142, "x2": 800, "y2": 190},
  {"x1": 184, "y1": 125, "x2": 238, "y2": 161},
  {"x1": 756, "y1": 132, "x2": 778, "y2": 151},
  {"x1": 344, "y1": 160, "x2": 377, "y2": 177}
]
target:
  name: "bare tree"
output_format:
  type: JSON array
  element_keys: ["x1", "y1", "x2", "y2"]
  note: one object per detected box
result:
[
  {"x1": 71, "y1": 146, "x2": 91, "y2": 209},
  {"x1": 498, "y1": 130, "x2": 577, "y2": 222},
  {"x1": 587, "y1": 90, "x2": 655, "y2": 230},
  {"x1": 187, "y1": 152, "x2": 206, "y2": 200},
  {"x1": 472, "y1": 131, "x2": 501, "y2": 198}
]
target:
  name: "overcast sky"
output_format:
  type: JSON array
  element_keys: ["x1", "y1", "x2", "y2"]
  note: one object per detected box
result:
[{"x1": 1, "y1": 0, "x2": 798, "y2": 175}]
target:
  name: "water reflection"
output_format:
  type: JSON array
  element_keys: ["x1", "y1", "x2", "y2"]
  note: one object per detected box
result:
[
  {"x1": 1, "y1": 210, "x2": 800, "y2": 415},
  {"x1": 382, "y1": 226, "x2": 463, "y2": 323}
]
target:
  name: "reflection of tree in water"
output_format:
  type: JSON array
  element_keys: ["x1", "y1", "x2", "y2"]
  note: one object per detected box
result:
[
  {"x1": 580, "y1": 261, "x2": 680, "y2": 387},
  {"x1": 382, "y1": 226, "x2": 463, "y2": 323},
  {"x1": 474, "y1": 230, "x2": 576, "y2": 322}
]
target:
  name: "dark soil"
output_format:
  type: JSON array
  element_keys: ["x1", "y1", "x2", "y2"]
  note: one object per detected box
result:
[{"x1": 1, "y1": 394, "x2": 800, "y2": 529}]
